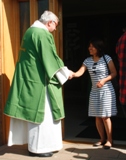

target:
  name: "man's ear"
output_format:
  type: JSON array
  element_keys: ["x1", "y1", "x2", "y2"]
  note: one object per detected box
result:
[{"x1": 48, "y1": 21, "x2": 52, "y2": 27}]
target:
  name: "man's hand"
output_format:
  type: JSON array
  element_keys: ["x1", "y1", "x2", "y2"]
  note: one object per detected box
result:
[{"x1": 68, "y1": 70, "x2": 75, "y2": 80}]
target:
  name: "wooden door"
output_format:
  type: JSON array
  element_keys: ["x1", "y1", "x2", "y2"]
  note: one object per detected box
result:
[{"x1": 0, "y1": 0, "x2": 20, "y2": 145}]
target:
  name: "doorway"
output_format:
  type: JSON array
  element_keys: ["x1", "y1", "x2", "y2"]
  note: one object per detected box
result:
[{"x1": 62, "y1": 0, "x2": 126, "y2": 144}]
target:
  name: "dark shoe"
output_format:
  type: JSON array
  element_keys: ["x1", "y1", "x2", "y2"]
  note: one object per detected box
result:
[
  {"x1": 103, "y1": 145, "x2": 111, "y2": 149},
  {"x1": 93, "y1": 141, "x2": 106, "y2": 147},
  {"x1": 28, "y1": 151, "x2": 53, "y2": 157},
  {"x1": 103, "y1": 141, "x2": 112, "y2": 149}
]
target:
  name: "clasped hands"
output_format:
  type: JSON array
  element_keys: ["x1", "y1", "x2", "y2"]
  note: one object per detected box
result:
[
  {"x1": 96, "y1": 79, "x2": 105, "y2": 88},
  {"x1": 68, "y1": 70, "x2": 75, "y2": 80}
]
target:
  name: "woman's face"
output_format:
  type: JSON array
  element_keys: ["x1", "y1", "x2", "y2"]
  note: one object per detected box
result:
[{"x1": 88, "y1": 43, "x2": 98, "y2": 56}]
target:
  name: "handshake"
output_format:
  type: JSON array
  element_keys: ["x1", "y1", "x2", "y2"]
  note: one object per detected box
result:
[
  {"x1": 68, "y1": 70, "x2": 75, "y2": 80},
  {"x1": 55, "y1": 67, "x2": 75, "y2": 85}
]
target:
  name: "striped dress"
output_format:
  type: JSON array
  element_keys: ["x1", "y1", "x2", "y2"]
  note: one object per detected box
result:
[{"x1": 83, "y1": 55, "x2": 117, "y2": 117}]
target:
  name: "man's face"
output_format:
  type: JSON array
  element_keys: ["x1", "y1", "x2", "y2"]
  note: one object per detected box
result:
[{"x1": 48, "y1": 20, "x2": 58, "y2": 32}]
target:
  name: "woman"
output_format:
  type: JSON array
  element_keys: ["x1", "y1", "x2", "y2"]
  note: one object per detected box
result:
[{"x1": 69, "y1": 38, "x2": 117, "y2": 149}]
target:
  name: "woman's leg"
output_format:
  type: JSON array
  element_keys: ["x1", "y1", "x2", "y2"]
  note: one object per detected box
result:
[
  {"x1": 95, "y1": 117, "x2": 106, "y2": 143},
  {"x1": 102, "y1": 117, "x2": 112, "y2": 147}
]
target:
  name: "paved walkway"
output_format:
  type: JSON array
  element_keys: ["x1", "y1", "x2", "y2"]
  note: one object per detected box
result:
[{"x1": 0, "y1": 141, "x2": 126, "y2": 160}]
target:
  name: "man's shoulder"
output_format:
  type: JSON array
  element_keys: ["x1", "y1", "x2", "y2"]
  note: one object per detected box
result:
[
  {"x1": 28, "y1": 27, "x2": 49, "y2": 34},
  {"x1": 24, "y1": 27, "x2": 52, "y2": 39}
]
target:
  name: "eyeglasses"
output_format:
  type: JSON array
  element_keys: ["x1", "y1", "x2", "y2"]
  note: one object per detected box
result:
[
  {"x1": 92, "y1": 62, "x2": 97, "y2": 74},
  {"x1": 52, "y1": 21, "x2": 57, "y2": 26}
]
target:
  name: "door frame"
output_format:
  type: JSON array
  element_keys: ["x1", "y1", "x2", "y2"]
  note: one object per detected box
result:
[
  {"x1": 49, "y1": 0, "x2": 63, "y2": 59},
  {"x1": 49, "y1": 0, "x2": 64, "y2": 137}
]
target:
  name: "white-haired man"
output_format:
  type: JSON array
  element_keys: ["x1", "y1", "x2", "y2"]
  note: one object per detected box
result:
[{"x1": 4, "y1": 11, "x2": 71, "y2": 157}]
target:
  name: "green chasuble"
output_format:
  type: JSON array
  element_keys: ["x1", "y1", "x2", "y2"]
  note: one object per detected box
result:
[{"x1": 4, "y1": 27, "x2": 65, "y2": 124}]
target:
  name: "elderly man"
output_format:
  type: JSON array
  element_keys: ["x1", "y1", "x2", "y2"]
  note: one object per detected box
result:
[{"x1": 4, "y1": 11, "x2": 71, "y2": 157}]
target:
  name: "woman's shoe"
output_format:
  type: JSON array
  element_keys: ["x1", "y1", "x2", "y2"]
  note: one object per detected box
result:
[
  {"x1": 103, "y1": 141, "x2": 112, "y2": 149},
  {"x1": 28, "y1": 151, "x2": 53, "y2": 157},
  {"x1": 93, "y1": 141, "x2": 106, "y2": 147},
  {"x1": 103, "y1": 145, "x2": 111, "y2": 149}
]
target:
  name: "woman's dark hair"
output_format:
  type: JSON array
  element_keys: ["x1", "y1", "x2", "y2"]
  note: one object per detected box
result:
[{"x1": 89, "y1": 38, "x2": 105, "y2": 57}]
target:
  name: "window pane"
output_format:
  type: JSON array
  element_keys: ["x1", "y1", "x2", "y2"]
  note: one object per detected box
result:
[
  {"x1": 38, "y1": 0, "x2": 49, "y2": 19},
  {"x1": 19, "y1": 1, "x2": 30, "y2": 41}
]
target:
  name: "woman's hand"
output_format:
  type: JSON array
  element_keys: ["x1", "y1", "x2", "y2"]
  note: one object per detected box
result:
[{"x1": 96, "y1": 79, "x2": 105, "y2": 88}]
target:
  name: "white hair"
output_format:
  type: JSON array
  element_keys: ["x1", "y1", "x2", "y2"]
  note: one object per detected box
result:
[{"x1": 39, "y1": 10, "x2": 59, "y2": 24}]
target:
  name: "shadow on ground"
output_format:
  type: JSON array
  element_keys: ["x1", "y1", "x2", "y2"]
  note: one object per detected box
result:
[{"x1": 65, "y1": 146, "x2": 126, "y2": 160}]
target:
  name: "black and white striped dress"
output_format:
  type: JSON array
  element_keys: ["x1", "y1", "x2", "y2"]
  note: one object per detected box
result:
[{"x1": 83, "y1": 54, "x2": 117, "y2": 117}]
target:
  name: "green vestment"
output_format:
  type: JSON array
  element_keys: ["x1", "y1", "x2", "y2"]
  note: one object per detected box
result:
[{"x1": 4, "y1": 27, "x2": 65, "y2": 124}]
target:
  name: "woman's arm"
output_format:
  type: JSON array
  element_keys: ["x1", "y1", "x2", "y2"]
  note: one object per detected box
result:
[
  {"x1": 69, "y1": 64, "x2": 87, "y2": 79},
  {"x1": 97, "y1": 60, "x2": 117, "y2": 88},
  {"x1": 103, "y1": 60, "x2": 117, "y2": 82}
]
